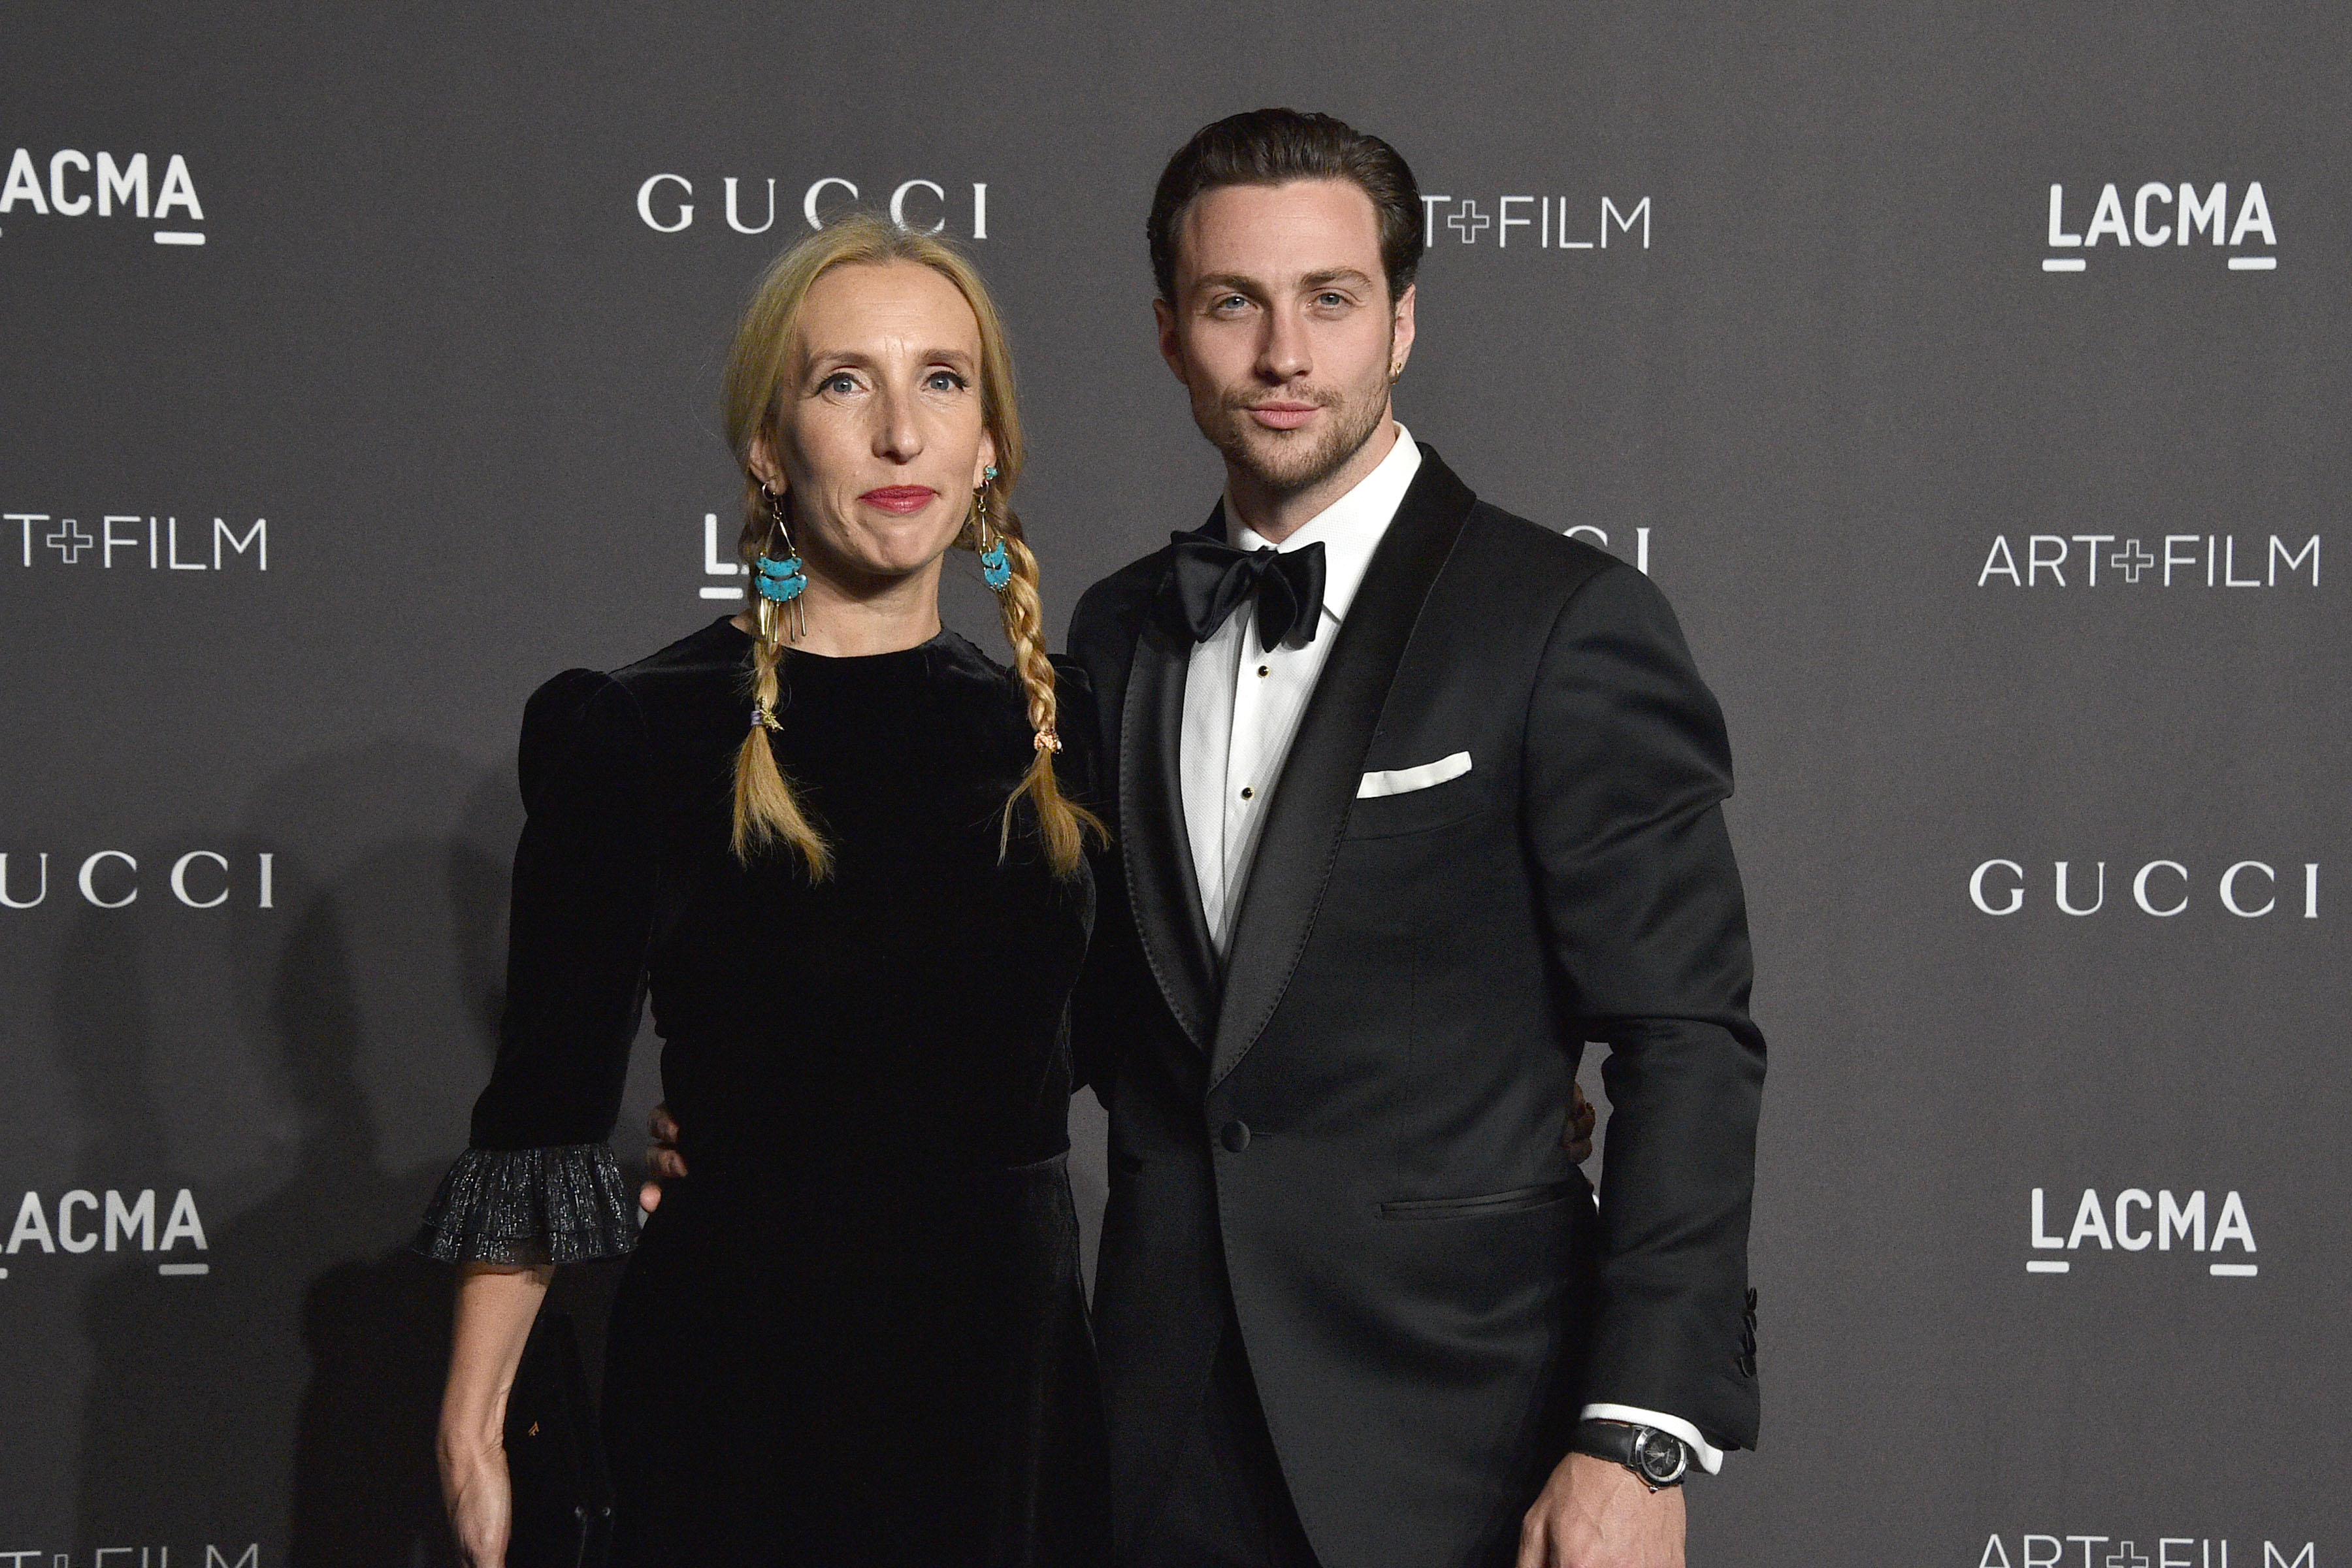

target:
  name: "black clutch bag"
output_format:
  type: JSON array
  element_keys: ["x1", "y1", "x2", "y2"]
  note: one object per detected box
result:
[{"x1": 502, "y1": 1308, "x2": 614, "y2": 1568}]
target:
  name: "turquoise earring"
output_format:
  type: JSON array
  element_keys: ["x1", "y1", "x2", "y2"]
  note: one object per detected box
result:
[
  {"x1": 754, "y1": 552, "x2": 805, "y2": 602},
  {"x1": 975, "y1": 466, "x2": 1011, "y2": 592},
  {"x1": 753, "y1": 486, "x2": 808, "y2": 641}
]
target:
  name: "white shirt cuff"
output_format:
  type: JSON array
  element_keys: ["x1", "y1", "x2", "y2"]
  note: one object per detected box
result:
[{"x1": 1578, "y1": 1404, "x2": 1726, "y2": 1475}]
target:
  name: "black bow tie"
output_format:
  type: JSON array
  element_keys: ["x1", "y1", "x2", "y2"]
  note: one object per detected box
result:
[{"x1": 1168, "y1": 534, "x2": 1328, "y2": 649}]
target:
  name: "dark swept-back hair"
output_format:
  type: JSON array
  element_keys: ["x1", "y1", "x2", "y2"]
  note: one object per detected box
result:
[{"x1": 1147, "y1": 108, "x2": 1425, "y2": 306}]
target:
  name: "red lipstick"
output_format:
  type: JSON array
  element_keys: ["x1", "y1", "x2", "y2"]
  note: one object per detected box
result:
[{"x1": 860, "y1": 486, "x2": 937, "y2": 514}]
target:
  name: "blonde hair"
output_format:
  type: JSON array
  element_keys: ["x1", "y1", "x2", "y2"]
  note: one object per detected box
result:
[{"x1": 719, "y1": 212, "x2": 1103, "y2": 879}]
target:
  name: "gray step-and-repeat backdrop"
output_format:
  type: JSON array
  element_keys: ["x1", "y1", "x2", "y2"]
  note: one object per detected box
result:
[{"x1": 5, "y1": 4, "x2": 2344, "y2": 1564}]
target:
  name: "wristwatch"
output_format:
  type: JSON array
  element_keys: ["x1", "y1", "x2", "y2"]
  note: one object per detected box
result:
[{"x1": 1570, "y1": 1419, "x2": 1691, "y2": 1490}]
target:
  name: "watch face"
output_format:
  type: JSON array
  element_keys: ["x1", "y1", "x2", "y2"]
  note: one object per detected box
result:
[{"x1": 1633, "y1": 1429, "x2": 1687, "y2": 1482}]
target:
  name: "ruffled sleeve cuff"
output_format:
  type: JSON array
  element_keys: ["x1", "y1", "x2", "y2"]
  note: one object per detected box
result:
[{"x1": 412, "y1": 1144, "x2": 638, "y2": 1265}]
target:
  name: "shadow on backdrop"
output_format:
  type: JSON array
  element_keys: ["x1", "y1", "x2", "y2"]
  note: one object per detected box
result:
[{"x1": 63, "y1": 743, "x2": 630, "y2": 1565}]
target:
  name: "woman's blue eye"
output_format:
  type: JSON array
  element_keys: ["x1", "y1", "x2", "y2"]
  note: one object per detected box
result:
[
  {"x1": 824, "y1": 373, "x2": 857, "y2": 394},
  {"x1": 926, "y1": 370, "x2": 965, "y2": 391}
]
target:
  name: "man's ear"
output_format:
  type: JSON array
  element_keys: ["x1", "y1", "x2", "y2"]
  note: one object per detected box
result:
[
  {"x1": 1388, "y1": 283, "x2": 1418, "y2": 382},
  {"x1": 1154, "y1": 297, "x2": 1188, "y2": 385}
]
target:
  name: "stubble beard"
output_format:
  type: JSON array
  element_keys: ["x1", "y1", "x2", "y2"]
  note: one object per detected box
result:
[{"x1": 1195, "y1": 360, "x2": 1395, "y2": 500}]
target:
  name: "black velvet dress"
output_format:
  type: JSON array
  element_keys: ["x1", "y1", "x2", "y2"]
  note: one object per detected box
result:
[{"x1": 417, "y1": 618, "x2": 1109, "y2": 1567}]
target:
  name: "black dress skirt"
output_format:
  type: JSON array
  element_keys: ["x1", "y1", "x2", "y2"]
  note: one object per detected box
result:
[{"x1": 417, "y1": 619, "x2": 1110, "y2": 1567}]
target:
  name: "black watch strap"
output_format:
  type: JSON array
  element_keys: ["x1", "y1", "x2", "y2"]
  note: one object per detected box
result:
[{"x1": 1570, "y1": 1419, "x2": 1691, "y2": 1490}]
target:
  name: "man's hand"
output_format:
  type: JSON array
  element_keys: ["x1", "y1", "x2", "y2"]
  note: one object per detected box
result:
[
  {"x1": 1518, "y1": 1452, "x2": 1684, "y2": 1568},
  {"x1": 638, "y1": 1103, "x2": 687, "y2": 1215},
  {"x1": 1565, "y1": 1081, "x2": 1597, "y2": 1166}
]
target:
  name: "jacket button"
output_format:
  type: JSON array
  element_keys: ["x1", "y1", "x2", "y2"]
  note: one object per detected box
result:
[{"x1": 1220, "y1": 1120, "x2": 1251, "y2": 1152}]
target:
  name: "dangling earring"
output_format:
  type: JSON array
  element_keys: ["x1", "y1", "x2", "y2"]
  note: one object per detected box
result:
[
  {"x1": 753, "y1": 485, "x2": 808, "y2": 643},
  {"x1": 973, "y1": 465, "x2": 1054, "y2": 757},
  {"x1": 975, "y1": 465, "x2": 1011, "y2": 593}
]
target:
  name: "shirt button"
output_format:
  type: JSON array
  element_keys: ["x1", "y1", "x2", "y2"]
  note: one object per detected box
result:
[
  {"x1": 1257, "y1": 664, "x2": 1271, "y2": 677},
  {"x1": 1239, "y1": 786, "x2": 1254, "y2": 800},
  {"x1": 1220, "y1": 1120, "x2": 1252, "y2": 1152}
]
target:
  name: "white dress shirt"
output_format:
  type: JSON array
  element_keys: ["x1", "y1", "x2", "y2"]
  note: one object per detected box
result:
[
  {"x1": 1174, "y1": 421, "x2": 1725, "y2": 1476},
  {"x1": 1181, "y1": 423, "x2": 1423, "y2": 953}
]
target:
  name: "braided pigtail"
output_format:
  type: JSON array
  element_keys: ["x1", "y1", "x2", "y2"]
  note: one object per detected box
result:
[
  {"x1": 988, "y1": 506, "x2": 1104, "y2": 878},
  {"x1": 728, "y1": 486, "x2": 832, "y2": 875}
]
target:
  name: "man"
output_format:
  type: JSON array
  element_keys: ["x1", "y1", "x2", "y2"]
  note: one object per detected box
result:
[{"x1": 1063, "y1": 110, "x2": 1763, "y2": 1568}]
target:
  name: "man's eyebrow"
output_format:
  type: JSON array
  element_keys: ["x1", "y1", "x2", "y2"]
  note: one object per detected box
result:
[
  {"x1": 1189, "y1": 267, "x2": 1376, "y2": 299},
  {"x1": 1190, "y1": 272, "x2": 1267, "y2": 297}
]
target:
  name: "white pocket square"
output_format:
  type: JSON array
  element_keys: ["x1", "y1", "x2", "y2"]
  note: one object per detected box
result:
[{"x1": 1357, "y1": 751, "x2": 1473, "y2": 798}]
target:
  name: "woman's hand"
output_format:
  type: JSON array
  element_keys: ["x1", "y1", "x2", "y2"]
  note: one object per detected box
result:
[
  {"x1": 640, "y1": 1102, "x2": 688, "y2": 1213},
  {"x1": 1565, "y1": 1081, "x2": 1597, "y2": 1165},
  {"x1": 439, "y1": 1423, "x2": 513, "y2": 1567}
]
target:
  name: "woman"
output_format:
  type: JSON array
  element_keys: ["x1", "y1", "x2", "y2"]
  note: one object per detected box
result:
[{"x1": 418, "y1": 213, "x2": 1109, "y2": 1567}]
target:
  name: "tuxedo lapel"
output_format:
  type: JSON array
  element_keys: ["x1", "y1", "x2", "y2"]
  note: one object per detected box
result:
[
  {"x1": 1207, "y1": 447, "x2": 1478, "y2": 1089},
  {"x1": 1117, "y1": 534, "x2": 1223, "y2": 1054}
]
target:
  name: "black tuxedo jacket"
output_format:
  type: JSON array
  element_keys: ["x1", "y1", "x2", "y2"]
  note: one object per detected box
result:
[{"x1": 1066, "y1": 446, "x2": 1765, "y2": 1568}]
